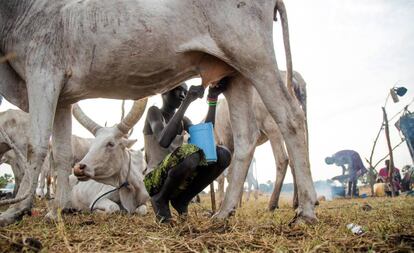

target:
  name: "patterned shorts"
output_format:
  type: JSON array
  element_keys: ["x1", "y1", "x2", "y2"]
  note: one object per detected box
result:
[{"x1": 144, "y1": 144, "x2": 208, "y2": 197}]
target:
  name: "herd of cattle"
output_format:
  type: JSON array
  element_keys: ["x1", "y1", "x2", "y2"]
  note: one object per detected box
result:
[
  {"x1": 0, "y1": 0, "x2": 317, "y2": 225},
  {"x1": 0, "y1": 70, "x2": 307, "y2": 216}
]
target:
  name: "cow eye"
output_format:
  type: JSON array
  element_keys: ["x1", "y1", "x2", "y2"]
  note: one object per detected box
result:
[{"x1": 106, "y1": 141, "x2": 115, "y2": 148}]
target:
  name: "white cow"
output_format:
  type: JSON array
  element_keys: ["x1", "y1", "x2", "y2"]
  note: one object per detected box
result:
[
  {"x1": 0, "y1": 110, "x2": 30, "y2": 197},
  {"x1": 215, "y1": 71, "x2": 307, "y2": 211},
  {"x1": 70, "y1": 151, "x2": 148, "y2": 215},
  {"x1": 0, "y1": 0, "x2": 316, "y2": 225},
  {"x1": 71, "y1": 101, "x2": 149, "y2": 215},
  {"x1": 0, "y1": 108, "x2": 147, "y2": 215},
  {"x1": 0, "y1": 109, "x2": 92, "y2": 198}
]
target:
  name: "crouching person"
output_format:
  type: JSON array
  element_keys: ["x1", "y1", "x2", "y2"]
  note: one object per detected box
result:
[{"x1": 143, "y1": 80, "x2": 231, "y2": 222}]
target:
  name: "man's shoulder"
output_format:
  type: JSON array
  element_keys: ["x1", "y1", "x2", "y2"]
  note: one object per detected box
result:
[{"x1": 146, "y1": 106, "x2": 162, "y2": 118}]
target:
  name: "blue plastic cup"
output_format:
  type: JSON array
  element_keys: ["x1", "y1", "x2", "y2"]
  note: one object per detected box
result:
[{"x1": 188, "y1": 122, "x2": 217, "y2": 162}]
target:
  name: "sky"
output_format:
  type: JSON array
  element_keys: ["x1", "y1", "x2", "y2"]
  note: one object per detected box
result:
[{"x1": 1, "y1": 0, "x2": 413, "y2": 185}]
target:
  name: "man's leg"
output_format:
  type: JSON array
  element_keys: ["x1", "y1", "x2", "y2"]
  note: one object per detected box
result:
[
  {"x1": 352, "y1": 180, "x2": 357, "y2": 197},
  {"x1": 151, "y1": 152, "x2": 202, "y2": 222},
  {"x1": 347, "y1": 181, "x2": 352, "y2": 197},
  {"x1": 171, "y1": 146, "x2": 231, "y2": 215}
]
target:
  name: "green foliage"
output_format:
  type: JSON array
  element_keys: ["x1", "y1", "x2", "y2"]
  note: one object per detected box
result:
[{"x1": 0, "y1": 173, "x2": 13, "y2": 188}]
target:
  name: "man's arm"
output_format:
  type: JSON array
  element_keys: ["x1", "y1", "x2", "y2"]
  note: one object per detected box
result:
[
  {"x1": 145, "y1": 106, "x2": 166, "y2": 138},
  {"x1": 341, "y1": 165, "x2": 346, "y2": 176},
  {"x1": 204, "y1": 78, "x2": 229, "y2": 126},
  {"x1": 158, "y1": 85, "x2": 204, "y2": 148}
]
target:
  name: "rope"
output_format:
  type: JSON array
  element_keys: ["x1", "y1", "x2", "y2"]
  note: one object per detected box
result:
[{"x1": 90, "y1": 150, "x2": 132, "y2": 212}]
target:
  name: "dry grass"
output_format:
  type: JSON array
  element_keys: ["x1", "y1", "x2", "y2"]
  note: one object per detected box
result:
[{"x1": 0, "y1": 195, "x2": 413, "y2": 252}]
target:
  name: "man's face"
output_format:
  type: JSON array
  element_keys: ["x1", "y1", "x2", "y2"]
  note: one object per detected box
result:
[{"x1": 162, "y1": 84, "x2": 188, "y2": 109}]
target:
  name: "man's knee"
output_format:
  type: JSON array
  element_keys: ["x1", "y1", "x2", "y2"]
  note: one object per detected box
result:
[
  {"x1": 168, "y1": 152, "x2": 201, "y2": 178},
  {"x1": 216, "y1": 146, "x2": 231, "y2": 169}
]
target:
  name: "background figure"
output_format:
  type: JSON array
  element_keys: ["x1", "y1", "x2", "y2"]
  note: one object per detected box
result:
[
  {"x1": 325, "y1": 150, "x2": 367, "y2": 197},
  {"x1": 401, "y1": 165, "x2": 413, "y2": 192},
  {"x1": 245, "y1": 157, "x2": 259, "y2": 201},
  {"x1": 378, "y1": 160, "x2": 402, "y2": 196}
]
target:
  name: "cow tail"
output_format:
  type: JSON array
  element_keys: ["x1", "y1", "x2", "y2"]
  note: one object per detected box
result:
[{"x1": 274, "y1": 0, "x2": 293, "y2": 96}]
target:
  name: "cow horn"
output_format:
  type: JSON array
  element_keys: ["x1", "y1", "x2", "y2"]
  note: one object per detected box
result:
[
  {"x1": 72, "y1": 104, "x2": 103, "y2": 136},
  {"x1": 117, "y1": 99, "x2": 148, "y2": 134}
]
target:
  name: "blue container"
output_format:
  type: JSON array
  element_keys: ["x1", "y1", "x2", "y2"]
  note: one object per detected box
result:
[{"x1": 189, "y1": 123, "x2": 217, "y2": 162}]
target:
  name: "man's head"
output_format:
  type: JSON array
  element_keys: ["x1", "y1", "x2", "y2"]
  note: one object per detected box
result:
[
  {"x1": 161, "y1": 83, "x2": 188, "y2": 109},
  {"x1": 385, "y1": 159, "x2": 390, "y2": 168},
  {"x1": 325, "y1": 156, "x2": 334, "y2": 165}
]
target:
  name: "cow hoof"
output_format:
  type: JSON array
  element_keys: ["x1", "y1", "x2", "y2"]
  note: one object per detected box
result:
[
  {"x1": 268, "y1": 205, "x2": 279, "y2": 211},
  {"x1": 44, "y1": 210, "x2": 58, "y2": 223},
  {"x1": 135, "y1": 205, "x2": 147, "y2": 216},
  {"x1": 212, "y1": 208, "x2": 235, "y2": 220},
  {"x1": 289, "y1": 212, "x2": 318, "y2": 226},
  {"x1": 107, "y1": 204, "x2": 121, "y2": 214}
]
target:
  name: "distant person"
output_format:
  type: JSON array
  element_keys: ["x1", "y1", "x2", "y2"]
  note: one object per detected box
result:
[
  {"x1": 401, "y1": 165, "x2": 413, "y2": 192},
  {"x1": 378, "y1": 160, "x2": 402, "y2": 196},
  {"x1": 325, "y1": 150, "x2": 367, "y2": 197}
]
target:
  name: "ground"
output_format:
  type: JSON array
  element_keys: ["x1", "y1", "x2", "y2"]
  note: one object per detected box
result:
[{"x1": 0, "y1": 195, "x2": 413, "y2": 252}]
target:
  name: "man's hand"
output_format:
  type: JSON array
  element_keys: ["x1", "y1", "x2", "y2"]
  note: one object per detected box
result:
[
  {"x1": 208, "y1": 78, "x2": 230, "y2": 99},
  {"x1": 185, "y1": 85, "x2": 205, "y2": 102}
]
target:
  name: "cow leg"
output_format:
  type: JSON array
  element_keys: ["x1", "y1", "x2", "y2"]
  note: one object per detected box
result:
[
  {"x1": 0, "y1": 70, "x2": 62, "y2": 226},
  {"x1": 216, "y1": 173, "x2": 226, "y2": 208},
  {"x1": 46, "y1": 176, "x2": 52, "y2": 199},
  {"x1": 46, "y1": 105, "x2": 73, "y2": 219},
  {"x1": 10, "y1": 162, "x2": 24, "y2": 198},
  {"x1": 291, "y1": 163, "x2": 299, "y2": 209},
  {"x1": 244, "y1": 67, "x2": 317, "y2": 223},
  {"x1": 267, "y1": 128, "x2": 289, "y2": 211},
  {"x1": 214, "y1": 75, "x2": 260, "y2": 219},
  {"x1": 38, "y1": 166, "x2": 46, "y2": 198},
  {"x1": 93, "y1": 199, "x2": 120, "y2": 214}
]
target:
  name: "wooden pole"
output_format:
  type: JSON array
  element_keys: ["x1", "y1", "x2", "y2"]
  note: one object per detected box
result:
[
  {"x1": 209, "y1": 183, "x2": 216, "y2": 212},
  {"x1": 382, "y1": 107, "x2": 396, "y2": 197},
  {"x1": 367, "y1": 123, "x2": 384, "y2": 196}
]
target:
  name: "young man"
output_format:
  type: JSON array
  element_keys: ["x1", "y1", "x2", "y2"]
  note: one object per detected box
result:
[
  {"x1": 378, "y1": 160, "x2": 402, "y2": 196},
  {"x1": 143, "y1": 80, "x2": 231, "y2": 222},
  {"x1": 325, "y1": 150, "x2": 367, "y2": 197}
]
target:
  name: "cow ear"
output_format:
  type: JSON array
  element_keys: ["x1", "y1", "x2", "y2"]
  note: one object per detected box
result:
[{"x1": 121, "y1": 138, "x2": 137, "y2": 149}]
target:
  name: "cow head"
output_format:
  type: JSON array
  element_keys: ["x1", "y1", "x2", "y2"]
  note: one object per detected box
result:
[{"x1": 72, "y1": 99, "x2": 147, "y2": 185}]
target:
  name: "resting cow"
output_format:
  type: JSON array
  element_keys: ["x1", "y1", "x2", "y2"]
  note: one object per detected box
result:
[
  {"x1": 0, "y1": 0, "x2": 316, "y2": 225},
  {"x1": 71, "y1": 101, "x2": 149, "y2": 215},
  {"x1": 70, "y1": 149, "x2": 148, "y2": 215}
]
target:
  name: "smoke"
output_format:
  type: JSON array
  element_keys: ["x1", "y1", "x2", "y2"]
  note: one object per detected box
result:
[{"x1": 314, "y1": 180, "x2": 334, "y2": 201}]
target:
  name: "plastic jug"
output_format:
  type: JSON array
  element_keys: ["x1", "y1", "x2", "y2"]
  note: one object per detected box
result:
[{"x1": 188, "y1": 122, "x2": 217, "y2": 162}]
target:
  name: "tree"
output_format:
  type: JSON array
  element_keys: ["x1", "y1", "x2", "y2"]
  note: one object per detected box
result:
[{"x1": 0, "y1": 174, "x2": 13, "y2": 188}]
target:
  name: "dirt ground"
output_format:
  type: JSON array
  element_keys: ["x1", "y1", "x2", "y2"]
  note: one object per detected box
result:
[{"x1": 0, "y1": 195, "x2": 413, "y2": 252}]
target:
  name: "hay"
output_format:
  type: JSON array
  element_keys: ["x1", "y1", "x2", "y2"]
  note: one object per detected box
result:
[{"x1": 1, "y1": 196, "x2": 413, "y2": 252}]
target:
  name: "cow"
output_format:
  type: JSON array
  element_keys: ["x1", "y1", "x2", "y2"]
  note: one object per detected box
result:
[
  {"x1": 215, "y1": 71, "x2": 307, "y2": 211},
  {"x1": 70, "y1": 151, "x2": 148, "y2": 215},
  {"x1": 37, "y1": 135, "x2": 94, "y2": 199},
  {"x1": 0, "y1": 109, "x2": 30, "y2": 197},
  {"x1": 0, "y1": 0, "x2": 316, "y2": 225},
  {"x1": 0, "y1": 103, "x2": 148, "y2": 215},
  {"x1": 71, "y1": 100, "x2": 149, "y2": 215},
  {"x1": 0, "y1": 109, "x2": 91, "y2": 198}
]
